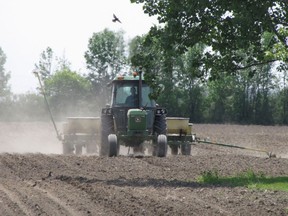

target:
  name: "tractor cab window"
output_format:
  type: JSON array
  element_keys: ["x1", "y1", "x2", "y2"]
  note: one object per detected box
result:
[
  {"x1": 112, "y1": 82, "x2": 156, "y2": 108},
  {"x1": 141, "y1": 85, "x2": 156, "y2": 107},
  {"x1": 125, "y1": 86, "x2": 138, "y2": 106}
]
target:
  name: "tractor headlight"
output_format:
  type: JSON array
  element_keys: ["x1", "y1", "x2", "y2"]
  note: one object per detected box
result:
[
  {"x1": 156, "y1": 108, "x2": 167, "y2": 115},
  {"x1": 101, "y1": 108, "x2": 112, "y2": 115},
  {"x1": 107, "y1": 108, "x2": 112, "y2": 114}
]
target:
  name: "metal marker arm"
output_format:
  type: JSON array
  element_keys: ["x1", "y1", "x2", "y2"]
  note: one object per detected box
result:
[{"x1": 34, "y1": 71, "x2": 62, "y2": 141}]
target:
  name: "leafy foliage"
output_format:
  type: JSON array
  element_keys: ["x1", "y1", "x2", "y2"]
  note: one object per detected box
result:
[
  {"x1": 131, "y1": 0, "x2": 288, "y2": 76},
  {"x1": 129, "y1": 34, "x2": 167, "y2": 102},
  {"x1": 7, "y1": 93, "x2": 48, "y2": 121},
  {"x1": 0, "y1": 47, "x2": 11, "y2": 98},
  {"x1": 85, "y1": 29, "x2": 126, "y2": 83},
  {"x1": 0, "y1": 47, "x2": 12, "y2": 120},
  {"x1": 265, "y1": 27, "x2": 288, "y2": 62},
  {"x1": 44, "y1": 68, "x2": 92, "y2": 118},
  {"x1": 84, "y1": 29, "x2": 127, "y2": 105},
  {"x1": 34, "y1": 47, "x2": 53, "y2": 80}
]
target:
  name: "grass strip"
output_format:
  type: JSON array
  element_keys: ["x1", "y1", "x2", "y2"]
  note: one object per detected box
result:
[{"x1": 196, "y1": 170, "x2": 288, "y2": 191}]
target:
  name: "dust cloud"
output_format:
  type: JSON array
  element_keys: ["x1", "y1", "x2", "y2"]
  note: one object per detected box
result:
[
  {"x1": 0, "y1": 92, "x2": 107, "y2": 154},
  {"x1": 0, "y1": 122, "x2": 62, "y2": 154}
]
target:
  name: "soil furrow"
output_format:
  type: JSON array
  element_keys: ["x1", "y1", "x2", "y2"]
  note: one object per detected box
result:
[
  {"x1": 1, "y1": 123, "x2": 288, "y2": 215},
  {"x1": 0, "y1": 183, "x2": 31, "y2": 216}
]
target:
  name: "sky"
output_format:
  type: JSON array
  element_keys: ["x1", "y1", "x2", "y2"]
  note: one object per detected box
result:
[{"x1": 0, "y1": 0, "x2": 159, "y2": 94}]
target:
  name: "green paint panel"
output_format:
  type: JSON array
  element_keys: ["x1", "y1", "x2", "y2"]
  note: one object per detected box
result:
[{"x1": 127, "y1": 109, "x2": 147, "y2": 131}]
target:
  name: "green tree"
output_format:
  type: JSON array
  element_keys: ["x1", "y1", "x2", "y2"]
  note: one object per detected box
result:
[
  {"x1": 84, "y1": 29, "x2": 127, "y2": 105},
  {"x1": 129, "y1": 33, "x2": 180, "y2": 114},
  {"x1": 44, "y1": 68, "x2": 92, "y2": 118},
  {"x1": 228, "y1": 70, "x2": 251, "y2": 123},
  {"x1": 131, "y1": 0, "x2": 287, "y2": 77},
  {"x1": 0, "y1": 47, "x2": 12, "y2": 120},
  {"x1": 129, "y1": 35, "x2": 206, "y2": 120},
  {"x1": 251, "y1": 64, "x2": 275, "y2": 125},
  {"x1": 6, "y1": 93, "x2": 48, "y2": 121},
  {"x1": 278, "y1": 88, "x2": 288, "y2": 124},
  {"x1": 129, "y1": 34, "x2": 164, "y2": 99},
  {"x1": 205, "y1": 75, "x2": 236, "y2": 123},
  {"x1": 34, "y1": 47, "x2": 53, "y2": 80},
  {"x1": 270, "y1": 63, "x2": 288, "y2": 124},
  {"x1": 265, "y1": 27, "x2": 288, "y2": 62},
  {"x1": 175, "y1": 44, "x2": 206, "y2": 122},
  {"x1": 0, "y1": 47, "x2": 11, "y2": 98}
]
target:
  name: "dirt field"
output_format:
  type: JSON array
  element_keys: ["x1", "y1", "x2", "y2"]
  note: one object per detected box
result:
[{"x1": 0, "y1": 122, "x2": 287, "y2": 215}]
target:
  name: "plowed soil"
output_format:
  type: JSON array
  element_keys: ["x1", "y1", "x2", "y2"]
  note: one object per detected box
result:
[{"x1": 0, "y1": 122, "x2": 288, "y2": 216}]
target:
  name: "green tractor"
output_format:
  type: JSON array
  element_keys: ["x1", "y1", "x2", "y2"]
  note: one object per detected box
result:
[{"x1": 100, "y1": 70, "x2": 167, "y2": 157}]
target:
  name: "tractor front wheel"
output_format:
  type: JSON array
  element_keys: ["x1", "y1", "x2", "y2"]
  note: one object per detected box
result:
[
  {"x1": 156, "y1": 134, "x2": 167, "y2": 157},
  {"x1": 108, "y1": 134, "x2": 118, "y2": 157}
]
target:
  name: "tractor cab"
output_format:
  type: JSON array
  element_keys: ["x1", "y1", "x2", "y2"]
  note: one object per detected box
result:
[
  {"x1": 108, "y1": 75, "x2": 157, "y2": 135},
  {"x1": 111, "y1": 76, "x2": 156, "y2": 109}
]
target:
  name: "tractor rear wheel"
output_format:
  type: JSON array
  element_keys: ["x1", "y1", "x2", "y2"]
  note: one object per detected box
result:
[
  {"x1": 153, "y1": 114, "x2": 167, "y2": 134},
  {"x1": 108, "y1": 134, "x2": 118, "y2": 157},
  {"x1": 100, "y1": 114, "x2": 114, "y2": 156},
  {"x1": 156, "y1": 134, "x2": 167, "y2": 157}
]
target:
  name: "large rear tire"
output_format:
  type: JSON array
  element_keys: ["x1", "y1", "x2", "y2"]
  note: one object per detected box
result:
[
  {"x1": 100, "y1": 114, "x2": 114, "y2": 156},
  {"x1": 108, "y1": 134, "x2": 118, "y2": 157},
  {"x1": 156, "y1": 134, "x2": 167, "y2": 157},
  {"x1": 153, "y1": 114, "x2": 167, "y2": 134}
]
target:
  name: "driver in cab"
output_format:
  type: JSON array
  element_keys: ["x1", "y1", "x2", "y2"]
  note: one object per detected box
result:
[{"x1": 125, "y1": 86, "x2": 138, "y2": 107}]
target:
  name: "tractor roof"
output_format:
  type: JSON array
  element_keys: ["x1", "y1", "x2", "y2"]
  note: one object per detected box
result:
[{"x1": 112, "y1": 74, "x2": 144, "y2": 82}]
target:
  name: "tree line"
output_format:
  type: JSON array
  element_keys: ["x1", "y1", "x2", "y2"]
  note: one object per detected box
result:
[{"x1": 1, "y1": 0, "x2": 288, "y2": 124}]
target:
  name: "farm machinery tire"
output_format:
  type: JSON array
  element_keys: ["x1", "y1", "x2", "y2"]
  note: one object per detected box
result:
[
  {"x1": 156, "y1": 135, "x2": 168, "y2": 157},
  {"x1": 100, "y1": 115, "x2": 114, "y2": 156},
  {"x1": 181, "y1": 143, "x2": 191, "y2": 155},
  {"x1": 153, "y1": 114, "x2": 167, "y2": 135},
  {"x1": 108, "y1": 134, "x2": 119, "y2": 157},
  {"x1": 170, "y1": 145, "x2": 179, "y2": 155},
  {"x1": 152, "y1": 114, "x2": 167, "y2": 156}
]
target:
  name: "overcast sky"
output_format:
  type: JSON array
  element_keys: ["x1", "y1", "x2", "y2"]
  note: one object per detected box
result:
[{"x1": 0, "y1": 0, "x2": 158, "y2": 93}]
